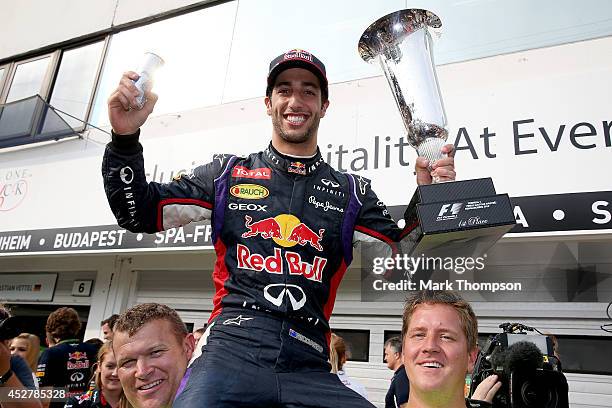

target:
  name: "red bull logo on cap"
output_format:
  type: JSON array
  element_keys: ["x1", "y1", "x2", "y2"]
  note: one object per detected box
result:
[
  {"x1": 284, "y1": 49, "x2": 313, "y2": 62},
  {"x1": 242, "y1": 214, "x2": 324, "y2": 251}
]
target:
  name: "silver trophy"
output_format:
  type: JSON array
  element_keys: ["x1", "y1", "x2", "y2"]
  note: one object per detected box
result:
[
  {"x1": 359, "y1": 9, "x2": 447, "y2": 179},
  {"x1": 358, "y1": 9, "x2": 515, "y2": 264}
]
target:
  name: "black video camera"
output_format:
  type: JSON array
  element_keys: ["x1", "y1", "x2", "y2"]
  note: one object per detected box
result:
[
  {"x1": 0, "y1": 316, "x2": 21, "y2": 341},
  {"x1": 469, "y1": 323, "x2": 569, "y2": 408}
]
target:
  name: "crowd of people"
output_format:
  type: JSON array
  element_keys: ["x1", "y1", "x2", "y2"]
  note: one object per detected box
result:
[{"x1": 1, "y1": 290, "x2": 501, "y2": 408}]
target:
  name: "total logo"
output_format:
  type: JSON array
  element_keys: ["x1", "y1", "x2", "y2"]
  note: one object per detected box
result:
[
  {"x1": 237, "y1": 244, "x2": 326, "y2": 283},
  {"x1": 232, "y1": 166, "x2": 272, "y2": 180},
  {"x1": 242, "y1": 214, "x2": 324, "y2": 251}
]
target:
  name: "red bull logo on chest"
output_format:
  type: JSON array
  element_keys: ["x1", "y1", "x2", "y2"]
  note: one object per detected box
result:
[
  {"x1": 242, "y1": 214, "x2": 324, "y2": 251},
  {"x1": 236, "y1": 244, "x2": 326, "y2": 282}
]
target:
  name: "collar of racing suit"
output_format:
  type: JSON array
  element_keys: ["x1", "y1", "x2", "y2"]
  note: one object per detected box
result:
[{"x1": 263, "y1": 142, "x2": 326, "y2": 175}]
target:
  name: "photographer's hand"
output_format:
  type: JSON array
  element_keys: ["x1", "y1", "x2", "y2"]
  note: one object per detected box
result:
[{"x1": 472, "y1": 374, "x2": 502, "y2": 403}]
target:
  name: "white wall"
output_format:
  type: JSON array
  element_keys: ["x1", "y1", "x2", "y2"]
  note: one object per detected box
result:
[{"x1": 0, "y1": 0, "x2": 213, "y2": 60}]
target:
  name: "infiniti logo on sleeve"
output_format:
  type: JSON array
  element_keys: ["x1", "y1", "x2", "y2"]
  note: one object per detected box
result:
[{"x1": 119, "y1": 166, "x2": 134, "y2": 184}]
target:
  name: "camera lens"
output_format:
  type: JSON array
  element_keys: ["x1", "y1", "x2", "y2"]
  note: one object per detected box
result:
[{"x1": 521, "y1": 380, "x2": 558, "y2": 408}]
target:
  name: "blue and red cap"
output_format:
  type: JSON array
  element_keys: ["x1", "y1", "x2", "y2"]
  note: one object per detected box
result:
[{"x1": 266, "y1": 49, "x2": 328, "y2": 100}]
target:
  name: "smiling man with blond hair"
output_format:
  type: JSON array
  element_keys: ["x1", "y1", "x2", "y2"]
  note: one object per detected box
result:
[{"x1": 401, "y1": 291, "x2": 501, "y2": 408}]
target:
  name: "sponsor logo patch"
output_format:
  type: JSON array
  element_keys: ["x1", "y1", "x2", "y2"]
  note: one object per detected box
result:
[
  {"x1": 265, "y1": 284, "x2": 307, "y2": 310},
  {"x1": 308, "y1": 196, "x2": 344, "y2": 213},
  {"x1": 242, "y1": 214, "x2": 324, "y2": 251},
  {"x1": 437, "y1": 203, "x2": 463, "y2": 221},
  {"x1": 230, "y1": 184, "x2": 269, "y2": 199},
  {"x1": 321, "y1": 178, "x2": 339, "y2": 188},
  {"x1": 70, "y1": 372, "x2": 85, "y2": 382},
  {"x1": 223, "y1": 315, "x2": 254, "y2": 326},
  {"x1": 356, "y1": 176, "x2": 369, "y2": 195},
  {"x1": 289, "y1": 328, "x2": 324, "y2": 353},
  {"x1": 232, "y1": 166, "x2": 272, "y2": 180},
  {"x1": 288, "y1": 161, "x2": 306, "y2": 175},
  {"x1": 228, "y1": 203, "x2": 267, "y2": 212},
  {"x1": 119, "y1": 166, "x2": 134, "y2": 184},
  {"x1": 236, "y1": 244, "x2": 326, "y2": 282}
]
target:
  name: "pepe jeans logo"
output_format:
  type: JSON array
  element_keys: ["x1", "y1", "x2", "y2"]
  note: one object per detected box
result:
[
  {"x1": 0, "y1": 168, "x2": 31, "y2": 212},
  {"x1": 308, "y1": 196, "x2": 344, "y2": 213}
]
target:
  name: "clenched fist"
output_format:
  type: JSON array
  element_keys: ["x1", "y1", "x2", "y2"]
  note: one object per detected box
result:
[{"x1": 107, "y1": 71, "x2": 158, "y2": 135}]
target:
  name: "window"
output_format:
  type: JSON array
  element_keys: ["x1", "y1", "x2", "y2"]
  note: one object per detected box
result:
[
  {"x1": 220, "y1": 0, "x2": 404, "y2": 103},
  {"x1": 220, "y1": 0, "x2": 612, "y2": 104},
  {"x1": 89, "y1": 1, "x2": 238, "y2": 127},
  {"x1": 0, "y1": 41, "x2": 104, "y2": 148},
  {"x1": 332, "y1": 329, "x2": 370, "y2": 362},
  {"x1": 5, "y1": 56, "x2": 53, "y2": 103},
  {"x1": 478, "y1": 333, "x2": 612, "y2": 375},
  {"x1": 383, "y1": 330, "x2": 402, "y2": 362},
  {"x1": 86, "y1": 0, "x2": 612, "y2": 120},
  {"x1": 0, "y1": 67, "x2": 6, "y2": 90},
  {"x1": 555, "y1": 335, "x2": 612, "y2": 375},
  {"x1": 47, "y1": 41, "x2": 105, "y2": 130}
]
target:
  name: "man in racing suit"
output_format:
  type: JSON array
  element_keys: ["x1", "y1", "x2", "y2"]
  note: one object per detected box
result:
[{"x1": 102, "y1": 49, "x2": 456, "y2": 407}]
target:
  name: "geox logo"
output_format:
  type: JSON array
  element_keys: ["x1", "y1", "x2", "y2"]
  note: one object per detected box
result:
[{"x1": 437, "y1": 203, "x2": 463, "y2": 221}]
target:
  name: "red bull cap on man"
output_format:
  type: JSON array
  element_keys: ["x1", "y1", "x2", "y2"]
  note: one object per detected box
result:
[{"x1": 266, "y1": 49, "x2": 329, "y2": 101}]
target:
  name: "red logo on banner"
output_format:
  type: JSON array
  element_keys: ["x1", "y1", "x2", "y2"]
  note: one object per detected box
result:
[{"x1": 232, "y1": 166, "x2": 272, "y2": 180}]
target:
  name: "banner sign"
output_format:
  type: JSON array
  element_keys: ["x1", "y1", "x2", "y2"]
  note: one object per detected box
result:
[
  {"x1": 1, "y1": 191, "x2": 611, "y2": 255},
  {"x1": 0, "y1": 273, "x2": 57, "y2": 301}
]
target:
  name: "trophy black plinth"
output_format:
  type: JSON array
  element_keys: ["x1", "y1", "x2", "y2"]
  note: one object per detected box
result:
[{"x1": 403, "y1": 178, "x2": 516, "y2": 259}]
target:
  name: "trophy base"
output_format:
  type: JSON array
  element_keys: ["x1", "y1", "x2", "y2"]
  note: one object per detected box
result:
[{"x1": 403, "y1": 178, "x2": 516, "y2": 259}]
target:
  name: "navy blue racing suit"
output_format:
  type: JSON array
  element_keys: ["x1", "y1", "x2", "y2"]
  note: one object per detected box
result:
[{"x1": 102, "y1": 131, "x2": 417, "y2": 407}]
